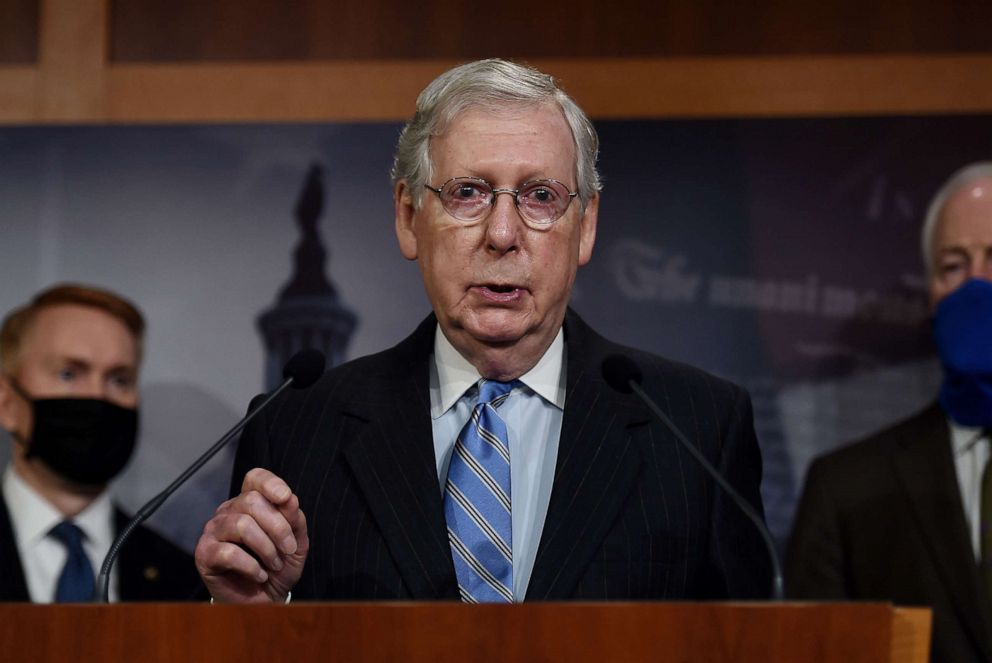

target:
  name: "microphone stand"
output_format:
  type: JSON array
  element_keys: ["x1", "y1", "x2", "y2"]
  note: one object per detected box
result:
[
  {"x1": 94, "y1": 376, "x2": 297, "y2": 603},
  {"x1": 625, "y1": 378, "x2": 785, "y2": 601}
]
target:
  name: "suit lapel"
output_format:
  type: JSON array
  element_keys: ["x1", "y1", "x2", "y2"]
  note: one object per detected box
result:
[
  {"x1": 892, "y1": 404, "x2": 992, "y2": 659},
  {"x1": 527, "y1": 311, "x2": 646, "y2": 599},
  {"x1": 338, "y1": 316, "x2": 459, "y2": 600},
  {"x1": 0, "y1": 496, "x2": 30, "y2": 601}
]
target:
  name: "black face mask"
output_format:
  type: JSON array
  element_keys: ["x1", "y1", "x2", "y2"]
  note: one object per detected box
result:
[{"x1": 8, "y1": 381, "x2": 139, "y2": 486}]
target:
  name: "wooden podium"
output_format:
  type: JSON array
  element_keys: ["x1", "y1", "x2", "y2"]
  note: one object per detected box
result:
[{"x1": 0, "y1": 602, "x2": 930, "y2": 662}]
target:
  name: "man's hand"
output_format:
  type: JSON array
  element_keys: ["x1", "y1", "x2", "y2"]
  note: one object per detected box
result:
[{"x1": 194, "y1": 468, "x2": 309, "y2": 603}]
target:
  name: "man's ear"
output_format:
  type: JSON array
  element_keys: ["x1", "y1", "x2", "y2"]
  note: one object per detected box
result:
[
  {"x1": 0, "y1": 375, "x2": 20, "y2": 432},
  {"x1": 577, "y1": 192, "x2": 599, "y2": 267},
  {"x1": 395, "y1": 180, "x2": 419, "y2": 261}
]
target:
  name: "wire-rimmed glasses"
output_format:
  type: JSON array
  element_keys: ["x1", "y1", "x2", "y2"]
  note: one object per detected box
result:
[{"x1": 424, "y1": 177, "x2": 578, "y2": 227}]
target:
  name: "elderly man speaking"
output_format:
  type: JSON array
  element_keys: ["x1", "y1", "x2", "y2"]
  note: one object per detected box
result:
[{"x1": 195, "y1": 58, "x2": 771, "y2": 604}]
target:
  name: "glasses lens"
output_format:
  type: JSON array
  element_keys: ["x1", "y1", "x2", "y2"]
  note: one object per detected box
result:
[
  {"x1": 517, "y1": 180, "x2": 572, "y2": 224},
  {"x1": 440, "y1": 178, "x2": 492, "y2": 221}
]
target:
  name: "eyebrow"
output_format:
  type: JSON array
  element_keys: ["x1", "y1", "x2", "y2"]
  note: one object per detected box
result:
[
  {"x1": 46, "y1": 356, "x2": 91, "y2": 370},
  {"x1": 50, "y1": 356, "x2": 137, "y2": 374}
]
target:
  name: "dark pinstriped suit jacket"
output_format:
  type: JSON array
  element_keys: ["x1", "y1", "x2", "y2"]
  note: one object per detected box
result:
[
  {"x1": 786, "y1": 404, "x2": 992, "y2": 663},
  {"x1": 232, "y1": 309, "x2": 771, "y2": 600}
]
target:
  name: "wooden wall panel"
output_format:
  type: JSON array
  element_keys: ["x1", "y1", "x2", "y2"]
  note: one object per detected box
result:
[
  {"x1": 2, "y1": 0, "x2": 991, "y2": 124},
  {"x1": 0, "y1": 0, "x2": 39, "y2": 63},
  {"x1": 34, "y1": 0, "x2": 107, "y2": 120},
  {"x1": 102, "y1": 56, "x2": 992, "y2": 123},
  {"x1": 108, "y1": 0, "x2": 992, "y2": 63}
]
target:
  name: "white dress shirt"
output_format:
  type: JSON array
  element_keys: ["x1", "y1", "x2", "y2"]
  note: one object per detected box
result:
[
  {"x1": 950, "y1": 420, "x2": 991, "y2": 561},
  {"x1": 430, "y1": 325, "x2": 565, "y2": 602},
  {"x1": 2, "y1": 464, "x2": 118, "y2": 602}
]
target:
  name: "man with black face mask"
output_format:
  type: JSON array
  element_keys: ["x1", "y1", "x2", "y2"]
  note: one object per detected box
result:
[
  {"x1": 786, "y1": 162, "x2": 992, "y2": 663},
  {"x1": 0, "y1": 284, "x2": 201, "y2": 602}
]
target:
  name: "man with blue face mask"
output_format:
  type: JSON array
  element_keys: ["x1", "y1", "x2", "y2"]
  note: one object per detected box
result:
[
  {"x1": 0, "y1": 284, "x2": 201, "y2": 602},
  {"x1": 787, "y1": 162, "x2": 992, "y2": 663}
]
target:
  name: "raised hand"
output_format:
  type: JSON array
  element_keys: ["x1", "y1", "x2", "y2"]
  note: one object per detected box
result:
[{"x1": 194, "y1": 468, "x2": 309, "y2": 603}]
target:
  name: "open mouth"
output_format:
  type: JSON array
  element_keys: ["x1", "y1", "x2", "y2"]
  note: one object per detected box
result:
[
  {"x1": 486, "y1": 284, "x2": 517, "y2": 293},
  {"x1": 475, "y1": 283, "x2": 525, "y2": 302}
]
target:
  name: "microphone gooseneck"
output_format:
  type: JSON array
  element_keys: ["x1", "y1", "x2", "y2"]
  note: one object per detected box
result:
[
  {"x1": 94, "y1": 348, "x2": 326, "y2": 603},
  {"x1": 601, "y1": 354, "x2": 784, "y2": 601}
]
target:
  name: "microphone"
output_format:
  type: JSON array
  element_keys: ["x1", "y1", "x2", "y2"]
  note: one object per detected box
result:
[
  {"x1": 601, "y1": 354, "x2": 784, "y2": 601},
  {"x1": 94, "y1": 348, "x2": 326, "y2": 603}
]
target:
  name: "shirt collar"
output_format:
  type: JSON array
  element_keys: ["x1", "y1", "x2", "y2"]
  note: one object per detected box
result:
[
  {"x1": 949, "y1": 418, "x2": 988, "y2": 456},
  {"x1": 2, "y1": 463, "x2": 115, "y2": 550},
  {"x1": 431, "y1": 324, "x2": 566, "y2": 418}
]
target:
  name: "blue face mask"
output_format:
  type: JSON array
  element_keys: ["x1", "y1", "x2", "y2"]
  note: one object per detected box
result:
[{"x1": 934, "y1": 278, "x2": 992, "y2": 427}]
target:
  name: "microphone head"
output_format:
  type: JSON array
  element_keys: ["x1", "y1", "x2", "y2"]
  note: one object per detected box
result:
[
  {"x1": 282, "y1": 348, "x2": 326, "y2": 389},
  {"x1": 601, "y1": 354, "x2": 643, "y2": 394}
]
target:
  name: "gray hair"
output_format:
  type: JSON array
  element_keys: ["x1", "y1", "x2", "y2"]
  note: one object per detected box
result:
[
  {"x1": 921, "y1": 161, "x2": 992, "y2": 274},
  {"x1": 391, "y1": 58, "x2": 602, "y2": 211}
]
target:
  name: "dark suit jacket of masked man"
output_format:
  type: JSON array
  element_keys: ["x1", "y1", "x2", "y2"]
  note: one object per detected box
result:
[{"x1": 787, "y1": 404, "x2": 992, "y2": 663}]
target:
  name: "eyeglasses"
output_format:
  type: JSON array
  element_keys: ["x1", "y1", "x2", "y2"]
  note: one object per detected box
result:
[{"x1": 424, "y1": 177, "x2": 578, "y2": 227}]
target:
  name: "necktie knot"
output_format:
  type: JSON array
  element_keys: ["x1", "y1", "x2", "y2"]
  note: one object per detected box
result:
[
  {"x1": 476, "y1": 379, "x2": 517, "y2": 408},
  {"x1": 50, "y1": 520, "x2": 86, "y2": 549}
]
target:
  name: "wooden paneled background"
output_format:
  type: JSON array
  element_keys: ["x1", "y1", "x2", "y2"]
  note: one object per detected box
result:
[{"x1": 1, "y1": 0, "x2": 992, "y2": 123}]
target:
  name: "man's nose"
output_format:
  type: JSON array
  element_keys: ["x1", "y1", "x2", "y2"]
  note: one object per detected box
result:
[
  {"x1": 76, "y1": 376, "x2": 108, "y2": 400},
  {"x1": 976, "y1": 256, "x2": 992, "y2": 281},
  {"x1": 485, "y1": 192, "x2": 523, "y2": 253}
]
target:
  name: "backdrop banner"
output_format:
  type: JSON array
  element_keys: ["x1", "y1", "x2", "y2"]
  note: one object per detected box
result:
[{"x1": 3, "y1": 116, "x2": 989, "y2": 551}]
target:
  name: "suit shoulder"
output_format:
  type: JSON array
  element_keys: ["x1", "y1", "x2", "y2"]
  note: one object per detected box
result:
[
  {"x1": 805, "y1": 403, "x2": 943, "y2": 484},
  {"x1": 295, "y1": 315, "x2": 434, "y2": 402},
  {"x1": 566, "y1": 309, "x2": 747, "y2": 401},
  {"x1": 640, "y1": 348, "x2": 744, "y2": 398},
  {"x1": 608, "y1": 338, "x2": 750, "y2": 411},
  {"x1": 117, "y1": 512, "x2": 202, "y2": 601}
]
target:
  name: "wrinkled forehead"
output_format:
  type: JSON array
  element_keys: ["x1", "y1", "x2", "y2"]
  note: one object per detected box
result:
[
  {"x1": 435, "y1": 97, "x2": 558, "y2": 131},
  {"x1": 434, "y1": 100, "x2": 574, "y2": 151},
  {"x1": 430, "y1": 102, "x2": 577, "y2": 173},
  {"x1": 13, "y1": 304, "x2": 141, "y2": 371}
]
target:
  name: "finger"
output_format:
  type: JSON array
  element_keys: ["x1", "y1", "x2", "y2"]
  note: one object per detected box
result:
[
  {"x1": 215, "y1": 481, "x2": 292, "y2": 523},
  {"x1": 213, "y1": 495, "x2": 240, "y2": 516},
  {"x1": 201, "y1": 508, "x2": 284, "y2": 572},
  {"x1": 196, "y1": 538, "x2": 269, "y2": 584},
  {"x1": 229, "y1": 490, "x2": 298, "y2": 557},
  {"x1": 233, "y1": 510, "x2": 287, "y2": 571},
  {"x1": 240, "y1": 472, "x2": 304, "y2": 554},
  {"x1": 242, "y1": 467, "x2": 293, "y2": 506},
  {"x1": 272, "y1": 492, "x2": 306, "y2": 539},
  {"x1": 286, "y1": 506, "x2": 309, "y2": 559}
]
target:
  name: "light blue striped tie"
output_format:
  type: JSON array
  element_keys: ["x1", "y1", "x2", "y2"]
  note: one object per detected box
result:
[{"x1": 444, "y1": 379, "x2": 516, "y2": 603}]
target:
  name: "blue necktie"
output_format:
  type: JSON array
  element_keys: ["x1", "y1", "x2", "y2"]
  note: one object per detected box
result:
[
  {"x1": 50, "y1": 521, "x2": 95, "y2": 603},
  {"x1": 444, "y1": 379, "x2": 516, "y2": 603}
]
